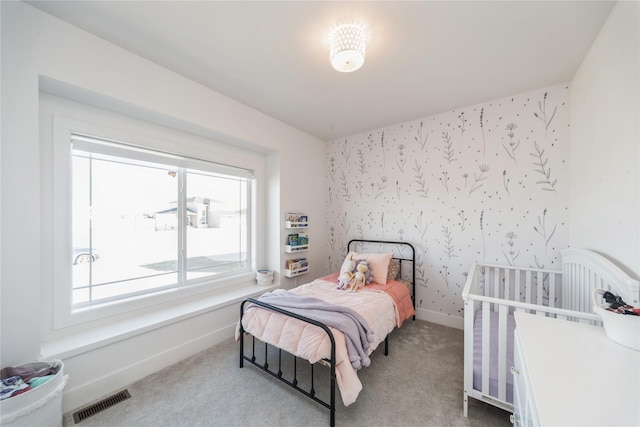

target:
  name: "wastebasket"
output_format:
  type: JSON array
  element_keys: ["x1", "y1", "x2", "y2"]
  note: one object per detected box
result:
[{"x1": 0, "y1": 360, "x2": 67, "y2": 427}]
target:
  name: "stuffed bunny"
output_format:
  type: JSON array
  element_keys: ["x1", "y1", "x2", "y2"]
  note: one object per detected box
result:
[{"x1": 337, "y1": 255, "x2": 356, "y2": 290}]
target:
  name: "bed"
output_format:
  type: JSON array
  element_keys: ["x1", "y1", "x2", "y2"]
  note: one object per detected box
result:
[
  {"x1": 462, "y1": 247, "x2": 640, "y2": 416},
  {"x1": 237, "y1": 239, "x2": 415, "y2": 426}
]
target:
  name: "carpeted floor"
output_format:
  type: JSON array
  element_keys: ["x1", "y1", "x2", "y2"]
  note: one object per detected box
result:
[{"x1": 63, "y1": 320, "x2": 511, "y2": 427}]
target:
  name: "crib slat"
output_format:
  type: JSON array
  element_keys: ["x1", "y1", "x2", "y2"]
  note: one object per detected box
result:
[
  {"x1": 576, "y1": 266, "x2": 591, "y2": 311},
  {"x1": 549, "y1": 273, "x2": 556, "y2": 309},
  {"x1": 515, "y1": 271, "x2": 521, "y2": 303},
  {"x1": 592, "y1": 270, "x2": 599, "y2": 310},
  {"x1": 575, "y1": 265, "x2": 583, "y2": 311},
  {"x1": 572, "y1": 263, "x2": 577, "y2": 311},
  {"x1": 585, "y1": 267, "x2": 591, "y2": 311},
  {"x1": 583, "y1": 266, "x2": 589, "y2": 311},
  {"x1": 497, "y1": 304, "x2": 508, "y2": 402},
  {"x1": 525, "y1": 270, "x2": 532, "y2": 308},
  {"x1": 562, "y1": 263, "x2": 569, "y2": 311},
  {"x1": 570, "y1": 264, "x2": 576, "y2": 311},
  {"x1": 586, "y1": 269, "x2": 595, "y2": 312},
  {"x1": 504, "y1": 269, "x2": 511, "y2": 304},
  {"x1": 536, "y1": 272, "x2": 543, "y2": 312},
  {"x1": 578, "y1": 265, "x2": 584, "y2": 310},
  {"x1": 576, "y1": 267, "x2": 591, "y2": 311},
  {"x1": 576, "y1": 264, "x2": 582, "y2": 311},
  {"x1": 569, "y1": 264, "x2": 580, "y2": 310},
  {"x1": 564, "y1": 263, "x2": 571, "y2": 311},
  {"x1": 494, "y1": 268, "x2": 500, "y2": 311},
  {"x1": 582, "y1": 266, "x2": 590, "y2": 316},
  {"x1": 482, "y1": 301, "x2": 490, "y2": 395}
]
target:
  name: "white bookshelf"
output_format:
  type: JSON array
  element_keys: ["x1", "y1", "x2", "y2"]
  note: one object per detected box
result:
[{"x1": 284, "y1": 212, "x2": 309, "y2": 277}]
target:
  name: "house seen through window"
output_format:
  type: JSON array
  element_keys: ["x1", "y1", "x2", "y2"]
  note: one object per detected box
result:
[{"x1": 71, "y1": 135, "x2": 251, "y2": 306}]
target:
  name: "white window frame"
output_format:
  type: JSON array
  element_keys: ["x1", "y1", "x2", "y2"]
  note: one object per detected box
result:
[
  {"x1": 44, "y1": 110, "x2": 265, "y2": 332},
  {"x1": 69, "y1": 133, "x2": 253, "y2": 307}
]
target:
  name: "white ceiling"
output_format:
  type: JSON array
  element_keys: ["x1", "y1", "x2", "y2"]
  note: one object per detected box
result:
[{"x1": 27, "y1": 1, "x2": 615, "y2": 141}]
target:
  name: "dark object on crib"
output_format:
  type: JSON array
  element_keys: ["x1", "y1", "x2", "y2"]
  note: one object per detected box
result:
[
  {"x1": 602, "y1": 291, "x2": 627, "y2": 308},
  {"x1": 602, "y1": 291, "x2": 639, "y2": 316}
]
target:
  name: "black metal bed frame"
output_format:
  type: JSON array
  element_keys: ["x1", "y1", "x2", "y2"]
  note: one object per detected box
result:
[{"x1": 239, "y1": 239, "x2": 416, "y2": 426}]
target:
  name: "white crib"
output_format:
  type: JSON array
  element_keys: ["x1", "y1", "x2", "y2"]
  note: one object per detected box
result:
[{"x1": 462, "y1": 248, "x2": 640, "y2": 416}]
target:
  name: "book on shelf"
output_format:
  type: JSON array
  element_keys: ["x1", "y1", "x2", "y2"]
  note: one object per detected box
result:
[
  {"x1": 285, "y1": 257, "x2": 308, "y2": 270},
  {"x1": 285, "y1": 212, "x2": 301, "y2": 222},
  {"x1": 287, "y1": 233, "x2": 309, "y2": 246},
  {"x1": 285, "y1": 212, "x2": 308, "y2": 223}
]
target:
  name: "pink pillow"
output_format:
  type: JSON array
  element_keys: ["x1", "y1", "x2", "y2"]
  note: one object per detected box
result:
[{"x1": 343, "y1": 251, "x2": 393, "y2": 285}]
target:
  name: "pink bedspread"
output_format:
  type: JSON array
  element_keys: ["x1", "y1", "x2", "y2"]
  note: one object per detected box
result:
[
  {"x1": 319, "y1": 273, "x2": 416, "y2": 327},
  {"x1": 236, "y1": 275, "x2": 414, "y2": 406}
]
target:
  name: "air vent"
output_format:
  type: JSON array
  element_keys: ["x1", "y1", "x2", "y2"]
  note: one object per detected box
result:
[{"x1": 72, "y1": 389, "x2": 131, "y2": 423}]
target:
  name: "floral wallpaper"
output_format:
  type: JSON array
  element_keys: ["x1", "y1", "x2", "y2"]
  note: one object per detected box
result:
[{"x1": 325, "y1": 84, "x2": 570, "y2": 319}]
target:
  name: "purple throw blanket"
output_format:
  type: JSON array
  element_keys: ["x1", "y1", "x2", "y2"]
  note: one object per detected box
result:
[{"x1": 257, "y1": 289, "x2": 375, "y2": 369}]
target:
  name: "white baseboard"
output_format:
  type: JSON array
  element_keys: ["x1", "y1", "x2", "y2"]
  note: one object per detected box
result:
[
  {"x1": 415, "y1": 307, "x2": 464, "y2": 330},
  {"x1": 62, "y1": 323, "x2": 236, "y2": 414}
]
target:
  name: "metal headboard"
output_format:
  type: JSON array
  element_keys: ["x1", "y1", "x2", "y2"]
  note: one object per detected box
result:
[{"x1": 347, "y1": 239, "x2": 416, "y2": 316}]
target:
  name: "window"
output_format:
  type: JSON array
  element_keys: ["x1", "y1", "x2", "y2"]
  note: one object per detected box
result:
[
  {"x1": 70, "y1": 134, "x2": 252, "y2": 307},
  {"x1": 41, "y1": 97, "x2": 265, "y2": 335}
]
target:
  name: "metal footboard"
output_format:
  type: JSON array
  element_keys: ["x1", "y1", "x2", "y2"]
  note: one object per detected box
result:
[{"x1": 239, "y1": 298, "x2": 338, "y2": 426}]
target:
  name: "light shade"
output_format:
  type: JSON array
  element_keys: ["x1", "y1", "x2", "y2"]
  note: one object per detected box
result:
[{"x1": 329, "y1": 23, "x2": 367, "y2": 73}]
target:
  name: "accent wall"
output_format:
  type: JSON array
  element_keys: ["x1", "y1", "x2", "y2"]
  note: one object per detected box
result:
[{"x1": 325, "y1": 84, "x2": 570, "y2": 326}]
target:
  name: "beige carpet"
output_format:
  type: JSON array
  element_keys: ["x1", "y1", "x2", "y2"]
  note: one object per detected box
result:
[{"x1": 63, "y1": 319, "x2": 511, "y2": 427}]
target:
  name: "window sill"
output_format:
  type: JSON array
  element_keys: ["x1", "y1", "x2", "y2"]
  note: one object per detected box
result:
[{"x1": 40, "y1": 280, "x2": 278, "y2": 360}]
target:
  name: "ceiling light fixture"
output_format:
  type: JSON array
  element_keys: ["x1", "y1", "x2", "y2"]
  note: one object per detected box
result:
[{"x1": 329, "y1": 23, "x2": 367, "y2": 73}]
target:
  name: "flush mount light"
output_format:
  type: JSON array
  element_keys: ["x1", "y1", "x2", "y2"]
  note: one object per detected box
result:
[{"x1": 328, "y1": 23, "x2": 367, "y2": 73}]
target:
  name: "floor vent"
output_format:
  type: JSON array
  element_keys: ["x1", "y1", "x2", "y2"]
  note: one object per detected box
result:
[{"x1": 72, "y1": 389, "x2": 131, "y2": 424}]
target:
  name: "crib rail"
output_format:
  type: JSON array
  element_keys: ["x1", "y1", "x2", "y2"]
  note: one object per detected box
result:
[
  {"x1": 463, "y1": 262, "x2": 600, "y2": 322},
  {"x1": 464, "y1": 263, "x2": 561, "y2": 310}
]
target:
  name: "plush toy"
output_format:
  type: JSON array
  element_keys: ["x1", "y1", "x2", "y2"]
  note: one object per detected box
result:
[
  {"x1": 337, "y1": 255, "x2": 356, "y2": 290},
  {"x1": 337, "y1": 270, "x2": 354, "y2": 290},
  {"x1": 349, "y1": 260, "x2": 371, "y2": 293},
  {"x1": 354, "y1": 259, "x2": 374, "y2": 285}
]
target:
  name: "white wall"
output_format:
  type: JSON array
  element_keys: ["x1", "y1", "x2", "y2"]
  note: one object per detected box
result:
[
  {"x1": 570, "y1": 1, "x2": 640, "y2": 279},
  {"x1": 1, "y1": 1, "x2": 326, "y2": 412},
  {"x1": 326, "y1": 84, "x2": 571, "y2": 328}
]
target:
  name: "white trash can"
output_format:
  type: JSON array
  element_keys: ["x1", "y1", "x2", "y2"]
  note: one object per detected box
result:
[{"x1": 0, "y1": 361, "x2": 67, "y2": 427}]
